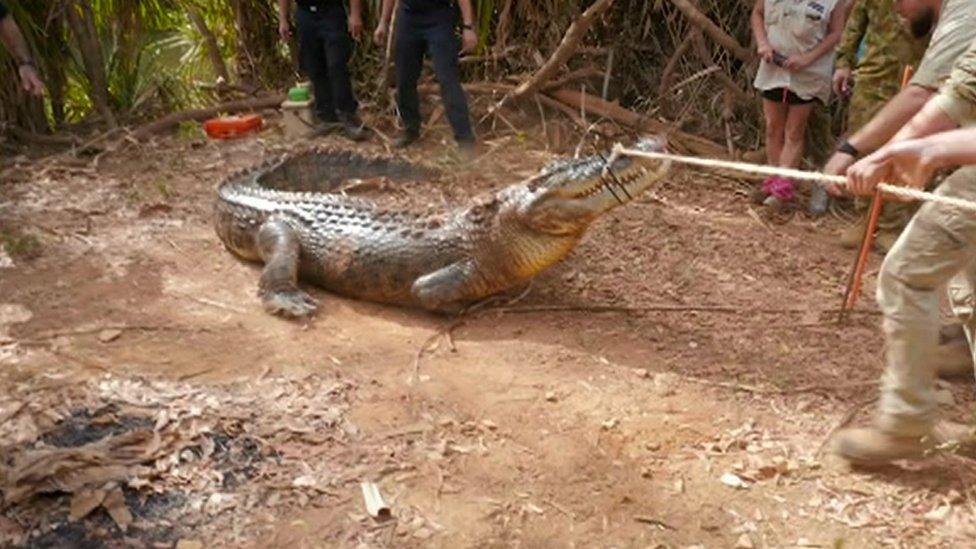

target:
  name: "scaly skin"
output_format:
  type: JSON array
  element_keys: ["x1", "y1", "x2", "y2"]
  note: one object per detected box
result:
[{"x1": 214, "y1": 139, "x2": 670, "y2": 317}]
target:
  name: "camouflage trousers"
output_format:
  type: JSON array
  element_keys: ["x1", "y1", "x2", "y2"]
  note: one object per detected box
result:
[
  {"x1": 848, "y1": 83, "x2": 917, "y2": 230},
  {"x1": 874, "y1": 166, "x2": 976, "y2": 435}
]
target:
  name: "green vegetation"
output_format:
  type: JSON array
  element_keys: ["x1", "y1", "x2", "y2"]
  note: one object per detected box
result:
[{"x1": 1, "y1": 1, "x2": 836, "y2": 153}]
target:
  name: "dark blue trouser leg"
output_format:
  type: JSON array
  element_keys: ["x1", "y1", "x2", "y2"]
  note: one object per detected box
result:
[
  {"x1": 424, "y1": 21, "x2": 474, "y2": 143},
  {"x1": 296, "y1": 7, "x2": 359, "y2": 122},
  {"x1": 322, "y1": 19, "x2": 358, "y2": 116},
  {"x1": 296, "y1": 8, "x2": 336, "y2": 122},
  {"x1": 395, "y1": 20, "x2": 426, "y2": 135}
]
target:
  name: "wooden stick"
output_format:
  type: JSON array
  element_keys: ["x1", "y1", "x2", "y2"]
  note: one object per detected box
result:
[
  {"x1": 838, "y1": 64, "x2": 914, "y2": 319},
  {"x1": 491, "y1": 0, "x2": 615, "y2": 113},
  {"x1": 668, "y1": 0, "x2": 754, "y2": 63},
  {"x1": 840, "y1": 187, "x2": 884, "y2": 320}
]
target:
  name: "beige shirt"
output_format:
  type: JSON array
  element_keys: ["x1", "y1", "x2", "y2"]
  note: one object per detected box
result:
[
  {"x1": 931, "y1": 36, "x2": 976, "y2": 127},
  {"x1": 753, "y1": 0, "x2": 840, "y2": 103},
  {"x1": 909, "y1": 0, "x2": 976, "y2": 90}
]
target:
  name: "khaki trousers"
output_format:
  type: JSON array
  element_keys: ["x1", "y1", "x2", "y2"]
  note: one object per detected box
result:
[{"x1": 876, "y1": 166, "x2": 976, "y2": 435}]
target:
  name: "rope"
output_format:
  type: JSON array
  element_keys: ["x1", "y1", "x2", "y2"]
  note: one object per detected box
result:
[{"x1": 606, "y1": 144, "x2": 976, "y2": 215}]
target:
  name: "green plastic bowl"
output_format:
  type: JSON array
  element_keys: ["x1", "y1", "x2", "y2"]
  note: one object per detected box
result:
[{"x1": 287, "y1": 86, "x2": 310, "y2": 102}]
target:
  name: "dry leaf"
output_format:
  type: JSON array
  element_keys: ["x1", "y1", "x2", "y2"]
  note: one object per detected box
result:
[
  {"x1": 69, "y1": 488, "x2": 107, "y2": 521},
  {"x1": 734, "y1": 534, "x2": 755, "y2": 549},
  {"x1": 720, "y1": 472, "x2": 750, "y2": 489},
  {"x1": 175, "y1": 541, "x2": 204, "y2": 549},
  {"x1": 98, "y1": 329, "x2": 123, "y2": 343},
  {"x1": 292, "y1": 475, "x2": 317, "y2": 489},
  {"x1": 0, "y1": 516, "x2": 25, "y2": 546},
  {"x1": 924, "y1": 505, "x2": 952, "y2": 523},
  {"x1": 103, "y1": 487, "x2": 133, "y2": 531}
]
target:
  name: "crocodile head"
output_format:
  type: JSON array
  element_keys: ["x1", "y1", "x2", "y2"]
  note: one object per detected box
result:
[{"x1": 513, "y1": 136, "x2": 671, "y2": 235}]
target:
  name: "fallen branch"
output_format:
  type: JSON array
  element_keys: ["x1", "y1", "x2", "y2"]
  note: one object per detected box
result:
[
  {"x1": 129, "y1": 94, "x2": 284, "y2": 141},
  {"x1": 536, "y1": 93, "x2": 587, "y2": 129},
  {"x1": 546, "y1": 88, "x2": 728, "y2": 158},
  {"x1": 541, "y1": 66, "x2": 604, "y2": 92},
  {"x1": 668, "y1": 0, "x2": 754, "y2": 63},
  {"x1": 419, "y1": 82, "x2": 514, "y2": 96},
  {"x1": 5, "y1": 126, "x2": 80, "y2": 147},
  {"x1": 459, "y1": 46, "x2": 520, "y2": 65},
  {"x1": 492, "y1": 0, "x2": 615, "y2": 112}
]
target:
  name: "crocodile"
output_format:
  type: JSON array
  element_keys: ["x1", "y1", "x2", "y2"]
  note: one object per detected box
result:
[{"x1": 214, "y1": 138, "x2": 670, "y2": 317}]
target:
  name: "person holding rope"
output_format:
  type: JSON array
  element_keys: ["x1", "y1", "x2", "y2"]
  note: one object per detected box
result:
[
  {"x1": 825, "y1": 0, "x2": 976, "y2": 378},
  {"x1": 749, "y1": 0, "x2": 846, "y2": 211},
  {"x1": 830, "y1": 35, "x2": 976, "y2": 464},
  {"x1": 822, "y1": 0, "x2": 976, "y2": 183},
  {"x1": 824, "y1": 0, "x2": 927, "y2": 246}
]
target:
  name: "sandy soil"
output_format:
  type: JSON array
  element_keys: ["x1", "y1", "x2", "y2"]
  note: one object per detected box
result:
[{"x1": 2, "y1": 119, "x2": 975, "y2": 548}]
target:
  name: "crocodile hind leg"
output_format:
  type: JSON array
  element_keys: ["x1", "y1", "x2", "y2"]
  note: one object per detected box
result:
[
  {"x1": 411, "y1": 260, "x2": 485, "y2": 314},
  {"x1": 256, "y1": 219, "x2": 318, "y2": 317}
]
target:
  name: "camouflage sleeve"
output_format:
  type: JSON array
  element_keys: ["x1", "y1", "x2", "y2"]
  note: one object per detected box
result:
[
  {"x1": 931, "y1": 38, "x2": 976, "y2": 127},
  {"x1": 834, "y1": 0, "x2": 867, "y2": 71}
]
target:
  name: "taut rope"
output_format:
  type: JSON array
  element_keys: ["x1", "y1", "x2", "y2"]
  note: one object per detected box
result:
[{"x1": 607, "y1": 145, "x2": 976, "y2": 214}]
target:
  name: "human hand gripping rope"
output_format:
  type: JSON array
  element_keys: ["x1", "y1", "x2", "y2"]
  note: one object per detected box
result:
[{"x1": 602, "y1": 143, "x2": 976, "y2": 317}]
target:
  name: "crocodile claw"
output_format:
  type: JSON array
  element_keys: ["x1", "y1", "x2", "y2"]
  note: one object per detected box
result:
[{"x1": 261, "y1": 289, "x2": 318, "y2": 318}]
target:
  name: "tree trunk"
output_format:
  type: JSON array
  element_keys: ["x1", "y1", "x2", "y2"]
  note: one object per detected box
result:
[
  {"x1": 65, "y1": 0, "x2": 118, "y2": 129},
  {"x1": 188, "y1": 7, "x2": 230, "y2": 84},
  {"x1": 230, "y1": 0, "x2": 293, "y2": 88}
]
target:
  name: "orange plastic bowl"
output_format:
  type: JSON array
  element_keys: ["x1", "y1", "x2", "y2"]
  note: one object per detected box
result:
[{"x1": 203, "y1": 114, "x2": 263, "y2": 139}]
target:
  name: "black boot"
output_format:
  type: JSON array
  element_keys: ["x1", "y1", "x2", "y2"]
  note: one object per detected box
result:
[{"x1": 337, "y1": 112, "x2": 368, "y2": 142}]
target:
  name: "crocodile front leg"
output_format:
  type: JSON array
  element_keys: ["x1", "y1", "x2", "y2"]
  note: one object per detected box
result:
[
  {"x1": 256, "y1": 219, "x2": 318, "y2": 317},
  {"x1": 411, "y1": 259, "x2": 486, "y2": 314}
]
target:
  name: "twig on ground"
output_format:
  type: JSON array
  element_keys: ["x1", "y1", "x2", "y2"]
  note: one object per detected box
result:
[
  {"x1": 170, "y1": 292, "x2": 247, "y2": 314},
  {"x1": 683, "y1": 377, "x2": 878, "y2": 396},
  {"x1": 634, "y1": 515, "x2": 676, "y2": 530},
  {"x1": 178, "y1": 367, "x2": 217, "y2": 381},
  {"x1": 746, "y1": 207, "x2": 775, "y2": 233},
  {"x1": 487, "y1": 304, "x2": 881, "y2": 316},
  {"x1": 16, "y1": 324, "x2": 211, "y2": 344}
]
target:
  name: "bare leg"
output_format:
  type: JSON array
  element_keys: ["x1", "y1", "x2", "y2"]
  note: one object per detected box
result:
[
  {"x1": 256, "y1": 219, "x2": 317, "y2": 317},
  {"x1": 780, "y1": 102, "x2": 814, "y2": 168},
  {"x1": 761, "y1": 98, "x2": 788, "y2": 166}
]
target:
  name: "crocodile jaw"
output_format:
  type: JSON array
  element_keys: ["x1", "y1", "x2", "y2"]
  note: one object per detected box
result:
[{"x1": 515, "y1": 137, "x2": 671, "y2": 235}]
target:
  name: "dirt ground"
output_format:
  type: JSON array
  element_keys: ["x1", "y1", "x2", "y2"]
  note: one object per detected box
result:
[{"x1": 2, "y1": 116, "x2": 976, "y2": 548}]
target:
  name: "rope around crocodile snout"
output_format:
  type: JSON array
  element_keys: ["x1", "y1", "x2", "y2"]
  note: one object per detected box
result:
[{"x1": 605, "y1": 144, "x2": 976, "y2": 214}]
